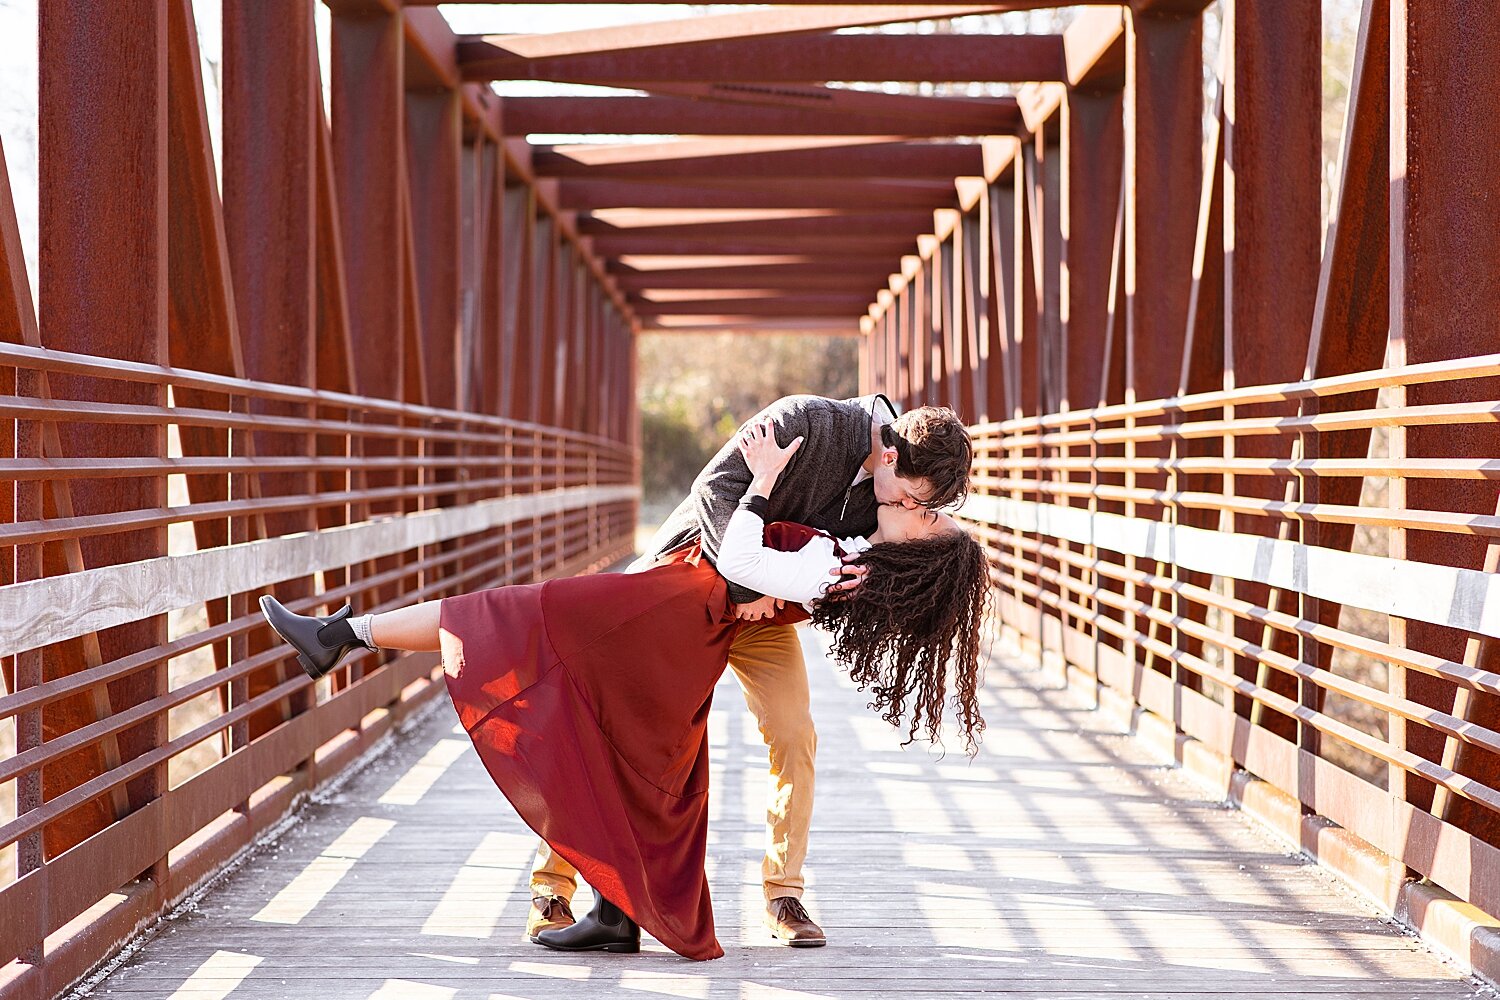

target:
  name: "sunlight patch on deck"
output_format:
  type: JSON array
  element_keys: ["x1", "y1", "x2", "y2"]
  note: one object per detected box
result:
[
  {"x1": 620, "y1": 967, "x2": 711, "y2": 997},
  {"x1": 378, "y1": 738, "x2": 468, "y2": 806},
  {"x1": 251, "y1": 816, "x2": 394, "y2": 924},
  {"x1": 165, "y1": 949, "x2": 263, "y2": 1000},
  {"x1": 420, "y1": 831, "x2": 531, "y2": 938},
  {"x1": 366, "y1": 980, "x2": 456, "y2": 999}
]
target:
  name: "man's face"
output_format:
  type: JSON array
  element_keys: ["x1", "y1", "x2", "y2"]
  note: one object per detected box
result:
[{"x1": 871, "y1": 448, "x2": 937, "y2": 509}]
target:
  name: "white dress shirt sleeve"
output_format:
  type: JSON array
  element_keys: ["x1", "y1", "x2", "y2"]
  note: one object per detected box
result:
[{"x1": 716, "y1": 506, "x2": 845, "y2": 607}]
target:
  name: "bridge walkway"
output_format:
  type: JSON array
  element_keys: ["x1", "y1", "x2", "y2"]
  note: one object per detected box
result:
[{"x1": 85, "y1": 633, "x2": 1487, "y2": 1000}]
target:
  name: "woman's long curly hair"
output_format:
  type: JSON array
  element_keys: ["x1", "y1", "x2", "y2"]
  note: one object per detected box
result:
[{"x1": 811, "y1": 527, "x2": 991, "y2": 755}]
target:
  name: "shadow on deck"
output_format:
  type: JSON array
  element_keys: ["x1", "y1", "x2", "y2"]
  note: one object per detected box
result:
[{"x1": 81, "y1": 631, "x2": 1488, "y2": 1000}]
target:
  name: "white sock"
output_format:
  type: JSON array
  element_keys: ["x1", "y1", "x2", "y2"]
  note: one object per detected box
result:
[{"x1": 349, "y1": 613, "x2": 379, "y2": 650}]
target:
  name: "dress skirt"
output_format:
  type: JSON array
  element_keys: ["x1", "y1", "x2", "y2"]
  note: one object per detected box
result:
[{"x1": 437, "y1": 527, "x2": 817, "y2": 962}]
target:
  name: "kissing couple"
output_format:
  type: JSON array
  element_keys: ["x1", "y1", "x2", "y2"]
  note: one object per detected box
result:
[{"x1": 261, "y1": 392, "x2": 990, "y2": 960}]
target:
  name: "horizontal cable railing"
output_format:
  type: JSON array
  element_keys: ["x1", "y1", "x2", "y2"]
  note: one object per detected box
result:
[
  {"x1": 962, "y1": 352, "x2": 1500, "y2": 922},
  {"x1": 0, "y1": 343, "x2": 639, "y2": 968}
]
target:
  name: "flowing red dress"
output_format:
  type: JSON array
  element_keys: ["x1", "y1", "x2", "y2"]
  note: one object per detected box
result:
[{"x1": 438, "y1": 522, "x2": 826, "y2": 961}]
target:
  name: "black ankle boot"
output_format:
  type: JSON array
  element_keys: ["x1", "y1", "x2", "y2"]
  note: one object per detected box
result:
[
  {"x1": 259, "y1": 595, "x2": 372, "y2": 680},
  {"x1": 534, "y1": 894, "x2": 640, "y2": 953}
]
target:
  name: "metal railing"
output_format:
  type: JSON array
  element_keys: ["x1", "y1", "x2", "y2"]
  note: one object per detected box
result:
[
  {"x1": 0, "y1": 341, "x2": 638, "y2": 972},
  {"x1": 962, "y1": 351, "x2": 1500, "y2": 925}
]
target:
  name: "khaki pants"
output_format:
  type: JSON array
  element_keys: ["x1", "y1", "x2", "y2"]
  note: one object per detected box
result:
[{"x1": 530, "y1": 620, "x2": 815, "y2": 903}]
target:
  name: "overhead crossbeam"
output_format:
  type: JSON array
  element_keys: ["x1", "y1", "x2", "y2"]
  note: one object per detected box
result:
[
  {"x1": 449, "y1": 5, "x2": 1014, "y2": 60},
  {"x1": 634, "y1": 295, "x2": 876, "y2": 317},
  {"x1": 503, "y1": 95, "x2": 1023, "y2": 137},
  {"x1": 640, "y1": 82, "x2": 1030, "y2": 129},
  {"x1": 558, "y1": 178, "x2": 959, "y2": 210},
  {"x1": 578, "y1": 211, "x2": 938, "y2": 239},
  {"x1": 459, "y1": 33, "x2": 1067, "y2": 84},
  {"x1": 614, "y1": 268, "x2": 893, "y2": 294},
  {"x1": 589, "y1": 235, "x2": 920, "y2": 257},
  {"x1": 533, "y1": 139, "x2": 984, "y2": 180}
]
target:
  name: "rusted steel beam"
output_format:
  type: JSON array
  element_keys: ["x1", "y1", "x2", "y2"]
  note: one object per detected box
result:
[
  {"x1": 558, "y1": 178, "x2": 957, "y2": 211},
  {"x1": 1123, "y1": 6, "x2": 1201, "y2": 403},
  {"x1": 615, "y1": 269, "x2": 889, "y2": 291},
  {"x1": 983, "y1": 182, "x2": 1012, "y2": 421},
  {"x1": 646, "y1": 319, "x2": 863, "y2": 335},
  {"x1": 1119, "y1": 3, "x2": 1202, "y2": 668},
  {"x1": 314, "y1": 100, "x2": 358, "y2": 398},
  {"x1": 403, "y1": 7, "x2": 460, "y2": 89},
  {"x1": 397, "y1": 8, "x2": 633, "y2": 330},
  {"x1": 1035, "y1": 135, "x2": 1063, "y2": 414},
  {"x1": 0, "y1": 143, "x2": 34, "y2": 346},
  {"x1": 1011, "y1": 159, "x2": 1040, "y2": 418},
  {"x1": 579, "y1": 211, "x2": 935, "y2": 239},
  {"x1": 534, "y1": 213, "x2": 559, "y2": 427},
  {"x1": 462, "y1": 5, "x2": 1015, "y2": 59},
  {"x1": 399, "y1": 159, "x2": 431, "y2": 410},
  {"x1": 404, "y1": 82, "x2": 464, "y2": 593},
  {"x1": 486, "y1": 141, "x2": 509, "y2": 418},
  {"x1": 312, "y1": 94, "x2": 363, "y2": 620},
  {"x1": 1284, "y1": 0, "x2": 1387, "y2": 811},
  {"x1": 588, "y1": 235, "x2": 917, "y2": 258},
  {"x1": 502, "y1": 184, "x2": 535, "y2": 424},
  {"x1": 1, "y1": 136, "x2": 41, "y2": 962},
  {"x1": 958, "y1": 211, "x2": 984, "y2": 419},
  {"x1": 1392, "y1": 0, "x2": 1500, "y2": 838},
  {"x1": 533, "y1": 139, "x2": 984, "y2": 180},
  {"x1": 406, "y1": 88, "x2": 463, "y2": 409},
  {"x1": 1300, "y1": 0, "x2": 1388, "y2": 556},
  {"x1": 634, "y1": 296, "x2": 872, "y2": 317},
  {"x1": 332, "y1": 5, "x2": 407, "y2": 614},
  {"x1": 1219, "y1": 0, "x2": 1322, "y2": 740},
  {"x1": 1061, "y1": 85, "x2": 1124, "y2": 411},
  {"x1": 504, "y1": 139, "x2": 636, "y2": 326},
  {"x1": 459, "y1": 32, "x2": 1067, "y2": 85},
  {"x1": 503, "y1": 95, "x2": 1022, "y2": 137},
  {"x1": 37, "y1": 0, "x2": 171, "y2": 859},
  {"x1": 644, "y1": 81, "x2": 1027, "y2": 131},
  {"x1": 1065, "y1": 6, "x2": 1127, "y2": 87},
  {"x1": 224, "y1": 0, "x2": 321, "y2": 737}
]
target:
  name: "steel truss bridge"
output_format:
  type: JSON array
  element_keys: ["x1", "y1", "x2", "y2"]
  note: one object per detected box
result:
[{"x1": 2, "y1": 1, "x2": 1499, "y2": 997}]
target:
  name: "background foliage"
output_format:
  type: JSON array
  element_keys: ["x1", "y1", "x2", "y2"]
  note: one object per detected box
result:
[{"x1": 636, "y1": 333, "x2": 860, "y2": 520}]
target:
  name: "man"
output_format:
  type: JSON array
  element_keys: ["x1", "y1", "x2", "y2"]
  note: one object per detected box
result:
[{"x1": 525, "y1": 393, "x2": 973, "y2": 947}]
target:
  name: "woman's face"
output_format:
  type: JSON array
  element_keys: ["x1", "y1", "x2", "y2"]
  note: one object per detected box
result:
[{"x1": 875, "y1": 502, "x2": 959, "y2": 544}]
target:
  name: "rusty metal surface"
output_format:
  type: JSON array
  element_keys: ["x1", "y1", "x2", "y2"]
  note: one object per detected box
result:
[
  {"x1": 36, "y1": 0, "x2": 172, "y2": 862},
  {"x1": 459, "y1": 32, "x2": 1067, "y2": 85},
  {"x1": 1392, "y1": 0, "x2": 1500, "y2": 838},
  {"x1": 503, "y1": 95, "x2": 1023, "y2": 137}
]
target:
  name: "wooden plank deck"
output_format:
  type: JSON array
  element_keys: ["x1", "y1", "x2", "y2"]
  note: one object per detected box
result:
[{"x1": 81, "y1": 630, "x2": 1492, "y2": 1000}]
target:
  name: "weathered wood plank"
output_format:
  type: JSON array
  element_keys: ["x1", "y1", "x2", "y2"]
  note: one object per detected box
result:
[
  {"x1": 0, "y1": 485, "x2": 638, "y2": 658},
  {"x1": 963, "y1": 494, "x2": 1500, "y2": 639}
]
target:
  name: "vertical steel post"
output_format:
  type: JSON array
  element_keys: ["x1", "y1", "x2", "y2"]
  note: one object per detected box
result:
[
  {"x1": 225, "y1": 0, "x2": 319, "y2": 735},
  {"x1": 1391, "y1": 0, "x2": 1500, "y2": 837},
  {"x1": 37, "y1": 0, "x2": 170, "y2": 859},
  {"x1": 332, "y1": 5, "x2": 405, "y2": 612}
]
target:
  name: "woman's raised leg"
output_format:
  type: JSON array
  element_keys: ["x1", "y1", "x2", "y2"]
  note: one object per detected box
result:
[
  {"x1": 260, "y1": 594, "x2": 444, "y2": 679},
  {"x1": 369, "y1": 602, "x2": 442, "y2": 651}
]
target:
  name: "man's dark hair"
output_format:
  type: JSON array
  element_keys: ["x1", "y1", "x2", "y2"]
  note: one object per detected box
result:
[{"x1": 879, "y1": 406, "x2": 973, "y2": 510}]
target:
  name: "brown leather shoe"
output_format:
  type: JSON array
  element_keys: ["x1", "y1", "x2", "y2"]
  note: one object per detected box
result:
[
  {"x1": 765, "y1": 896, "x2": 826, "y2": 948},
  {"x1": 525, "y1": 893, "x2": 575, "y2": 943}
]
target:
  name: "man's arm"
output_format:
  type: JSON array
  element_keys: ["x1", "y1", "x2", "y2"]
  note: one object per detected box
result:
[{"x1": 690, "y1": 398, "x2": 816, "y2": 605}]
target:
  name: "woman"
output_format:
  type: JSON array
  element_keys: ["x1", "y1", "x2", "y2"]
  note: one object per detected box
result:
[{"x1": 260, "y1": 419, "x2": 990, "y2": 960}]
